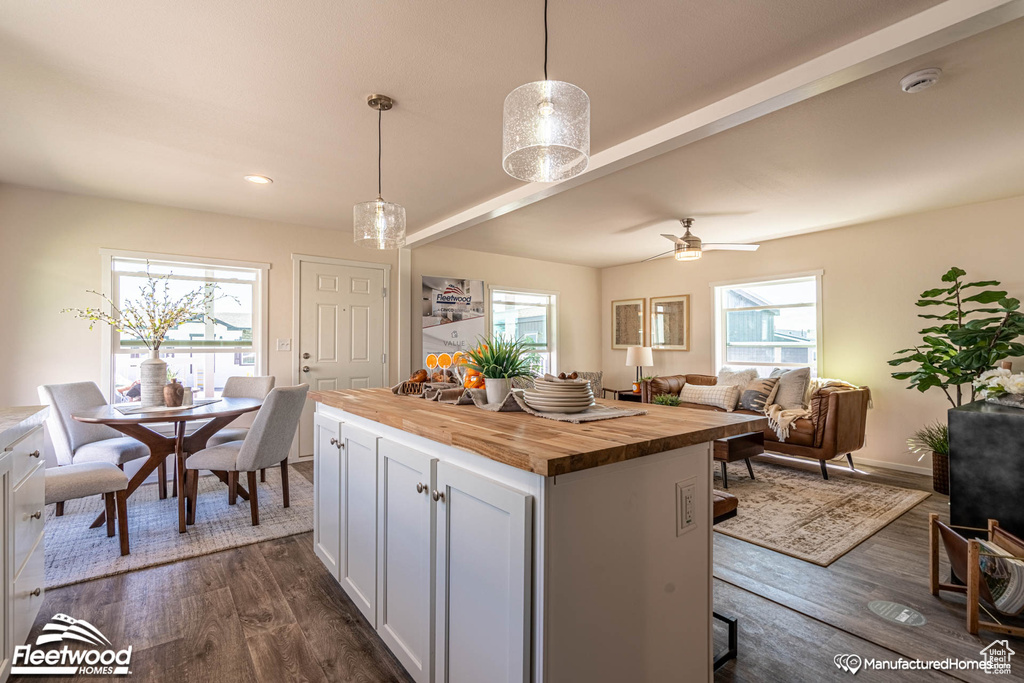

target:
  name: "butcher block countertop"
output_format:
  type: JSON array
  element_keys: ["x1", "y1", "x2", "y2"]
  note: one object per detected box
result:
[{"x1": 311, "y1": 388, "x2": 767, "y2": 477}]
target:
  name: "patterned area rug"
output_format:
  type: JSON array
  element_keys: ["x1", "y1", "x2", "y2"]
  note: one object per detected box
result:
[
  {"x1": 44, "y1": 465, "x2": 313, "y2": 588},
  {"x1": 714, "y1": 461, "x2": 930, "y2": 566}
]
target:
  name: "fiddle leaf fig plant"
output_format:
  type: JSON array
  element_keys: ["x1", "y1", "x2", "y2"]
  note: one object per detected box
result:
[{"x1": 890, "y1": 267, "x2": 1024, "y2": 407}]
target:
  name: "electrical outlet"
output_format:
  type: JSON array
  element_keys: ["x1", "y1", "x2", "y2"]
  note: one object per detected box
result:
[
  {"x1": 675, "y1": 477, "x2": 697, "y2": 537},
  {"x1": 276, "y1": 338, "x2": 291, "y2": 352}
]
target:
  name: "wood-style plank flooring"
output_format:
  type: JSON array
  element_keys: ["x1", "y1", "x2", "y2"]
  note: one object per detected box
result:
[{"x1": 15, "y1": 458, "x2": 1023, "y2": 682}]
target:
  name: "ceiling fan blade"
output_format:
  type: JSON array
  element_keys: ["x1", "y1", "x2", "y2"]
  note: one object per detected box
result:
[
  {"x1": 660, "y1": 233, "x2": 684, "y2": 244},
  {"x1": 702, "y1": 243, "x2": 760, "y2": 251},
  {"x1": 641, "y1": 249, "x2": 676, "y2": 263}
]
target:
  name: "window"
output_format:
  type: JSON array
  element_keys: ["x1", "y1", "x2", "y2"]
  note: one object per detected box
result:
[
  {"x1": 101, "y1": 251, "x2": 269, "y2": 402},
  {"x1": 489, "y1": 288, "x2": 557, "y2": 375},
  {"x1": 712, "y1": 273, "x2": 821, "y2": 376}
]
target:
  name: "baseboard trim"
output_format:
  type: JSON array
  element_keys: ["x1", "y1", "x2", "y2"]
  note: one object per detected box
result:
[{"x1": 850, "y1": 456, "x2": 931, "y2": 476}]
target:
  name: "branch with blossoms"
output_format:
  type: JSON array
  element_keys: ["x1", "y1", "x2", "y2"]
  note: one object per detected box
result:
[{"x1": 63, "y1": 263, "x2": 237, "y2": 351}]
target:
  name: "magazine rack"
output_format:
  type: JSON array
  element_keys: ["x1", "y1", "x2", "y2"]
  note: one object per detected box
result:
[{"x1": 929, "y1": 513, "x2": 1024, "y2": 636}]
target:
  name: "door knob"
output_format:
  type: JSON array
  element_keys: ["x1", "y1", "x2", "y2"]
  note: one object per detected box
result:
[
  {"x1": 302, "y1": 366, "x2": 311, "y2": 373},
  {"x1": 416, "y1": 483, "x2": 426, "y2": 494},
  {"x1": 431, "y1": 490, "x2": 445, "y2": 502},
  {"x1": 302, "y1": 352, "x2": 311, "y2": 359},
  {"x1": 30, "y1": 587, "x2": 41, "y2": 597}
]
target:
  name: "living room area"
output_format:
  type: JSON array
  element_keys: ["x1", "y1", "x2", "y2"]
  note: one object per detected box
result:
[{"x1": 2, "y1": 1, "x2": 1024, "y2": 682}]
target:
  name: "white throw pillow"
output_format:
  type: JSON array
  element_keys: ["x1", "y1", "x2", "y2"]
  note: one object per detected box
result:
[
  {"x1": 680, "y1": 383, "x2": 741, "y2": 412},
  {"x1": 717, "y1": 366, "x2": 759, "y2": 387}
]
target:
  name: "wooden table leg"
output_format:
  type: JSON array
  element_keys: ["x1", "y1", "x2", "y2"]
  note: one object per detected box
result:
[
  {"x1": 176, "y1": 421, "x2": 187, "y2": 533},
  {"x1": 211, "y1": 470, "x2": 249, "y2": 501},
  {"x1": 90, "y1": 423, "x2": 175, "y2": 529}
]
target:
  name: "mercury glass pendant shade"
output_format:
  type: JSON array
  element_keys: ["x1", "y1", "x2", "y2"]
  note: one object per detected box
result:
[
  {"x1": 354, "y1": 197, "x2": 406, "y2": 250},
  {"x1": 502, "y1": 80, "x2": 590, "y2": 182}
]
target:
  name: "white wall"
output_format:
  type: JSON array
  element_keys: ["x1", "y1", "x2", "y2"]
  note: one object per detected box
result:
[{"x1": 601, "y1": 194, "x2": 1024, "y2": 471}]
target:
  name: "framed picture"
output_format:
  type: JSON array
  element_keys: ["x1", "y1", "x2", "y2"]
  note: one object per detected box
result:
[
  {"x1": 611, "y1": 298, "x2": 645, "y2": 349},
  {"x1": 650, "y1": 295, "x2": 690, "y2": 351}
]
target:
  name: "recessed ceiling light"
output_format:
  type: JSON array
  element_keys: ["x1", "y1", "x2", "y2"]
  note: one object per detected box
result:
[
  {"x1": 244, "y1": 174, "x2": 273, "y2": 184},
  {"x1": 900, "y1": 68, "x2": 942, "y2": 94}
]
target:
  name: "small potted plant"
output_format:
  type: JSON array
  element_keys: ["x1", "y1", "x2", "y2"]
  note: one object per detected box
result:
[
  {"x1": 463, "y1": 335, "x2": 534, "y2": 404},
  {"x1": 651, "y1": 393, "x2": 681, "y2": 407},
  {"x1": 907, "y1": 422, "x2": 949, "y2": 494}
]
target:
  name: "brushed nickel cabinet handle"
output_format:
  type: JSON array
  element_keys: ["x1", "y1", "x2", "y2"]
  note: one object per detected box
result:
[
  {"x1": 30, "y1": 510, "x2": 42, "y2": 520},
  {"x1": 29, "y1": 450, "x2": 40, "y2": 458},
  {"x1": 416, "y1": 483, "x2": 426, "y2": 494},
  {"x1": 30, "y1": 588, "x2": 41, "y2": 597},
  {"x1": 329, "y1": 437, "x2": 338, "y2": 446},
  {"x1": 431, "y1": 490, "x2": 445, "y2": 502},
  {"x1": 302, "y1": 366, "x2": 311, "y2": 373}
]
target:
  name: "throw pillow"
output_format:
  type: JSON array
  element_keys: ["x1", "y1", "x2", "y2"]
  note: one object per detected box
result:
[
  {"x1": 770, "y1": 367, "x2": 811, "y2": 410},
  {"x1": 680, "y1": 383, "x2": 741, "y2": 412},
  {"x1": 739, "y1": 377, "x2": 779, "y2": 412},
  {"x1": 717, "y1": 366, "x2": 759, "y2": 387}
]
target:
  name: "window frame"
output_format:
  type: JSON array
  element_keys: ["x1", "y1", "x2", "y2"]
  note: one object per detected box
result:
[
  {"x1": 98, "y1": 248, "x2": 270, "y2": 401},
  {"x1": 487, "y1": 285, "x2": 559, "y2": 375},
  {"x1": 710, "y1": 270, "x2": 823, "y2": 376}
]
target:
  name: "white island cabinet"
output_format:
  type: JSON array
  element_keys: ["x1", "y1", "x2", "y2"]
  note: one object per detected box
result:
[{"x1": 311, "y1": 388, "x2": 768, "y2": 683}]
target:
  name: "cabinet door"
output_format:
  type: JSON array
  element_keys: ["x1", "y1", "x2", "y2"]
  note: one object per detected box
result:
[
  {"x1": 0, "y1": 456, "x2": 11, "y2": 682},
  {"x1": 340, "y1": 424, "x2": 379, "y2": 626},
  {"x1": 313, "y1": 413, "x2": 343, "y2": 580},
  {"x1": 434, "y1": 463, "x2": 532, "y2": 683},
  {"x1": 377, "y1": 440, "x2": 435, "y2": 683}
]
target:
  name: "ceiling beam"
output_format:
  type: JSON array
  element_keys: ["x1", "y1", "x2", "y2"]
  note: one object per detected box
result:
[{"x1": 406, "y1": 0, "x2": 1024, "y2": 246}]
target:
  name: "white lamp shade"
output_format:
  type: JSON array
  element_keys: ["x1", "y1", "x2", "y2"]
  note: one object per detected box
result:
[
  {"x1": 625, "y1": 346, "x2": 653, "y2": 367},
  {"x1": 502, "y1": 80, "x2": 590, "y2": 182},
  {"x1": 354, "y1": 198, "x2": 406, "y2": 249}
]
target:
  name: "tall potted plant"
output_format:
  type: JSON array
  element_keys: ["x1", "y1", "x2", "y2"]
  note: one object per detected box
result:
[
  {"x1": 463, "y1": 335, "x2": 534, "y2": 404},
  {"x1": 64, "y1": 265, "x2": 228, "y2": 408}
]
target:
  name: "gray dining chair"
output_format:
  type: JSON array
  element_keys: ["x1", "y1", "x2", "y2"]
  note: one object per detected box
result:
[
  {"x1": 38, "y1": 381, "x2": 159, "y2": 514},
  {"x1": 185, "y1": 384, "x2": 308, "y2": 526},
  {"x1": 206, "y1": 375, "x2": 276, "y2": 483}
]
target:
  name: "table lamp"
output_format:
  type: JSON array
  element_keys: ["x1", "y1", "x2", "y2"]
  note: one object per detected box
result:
[{"x1": 625, "y1": 346, "x2": 654, "y2": 391}]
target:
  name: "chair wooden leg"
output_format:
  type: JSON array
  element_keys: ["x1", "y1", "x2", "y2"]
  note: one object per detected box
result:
[
  {"x1": 820, "y1": 460, "x2": 829, "y2": 480},
  {"x1": 159, "y1": 459, "x2": 168, "y2": 499},
  {"x1": 260, "y1": 468, "x2": 266, "y2": 483},
  {"x1": 247, "y1": 471, "x2": 259, "y2": 526},
  {"x1": 116, "y1": 490, "x2": 129, "y2": 556},
  {"x1": 56, "y1": 502, "x2": 64, "y2": 517},
  {"x1": 185, "y1": 470, "x2": 197, "y2": 526},
  {"x1": 967, "y1": 540, "x2": 981, "y2": 635},
  {"x1": 281, "y1": 461, "x2": 289, "y2": 508},
  {"x1": 928, "y1": 513, "x2": 940, "y2": 596},
  {"x1": 228, "y1": 472, "x2": 238, "y2": 505},
  {"x1": 104, "y1": 493, "x2": 116, "y2": 538}
]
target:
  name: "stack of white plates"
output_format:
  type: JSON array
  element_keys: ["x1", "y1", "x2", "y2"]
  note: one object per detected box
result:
[{"x1": 523, "y1": 378, "x2": 595, "y2": 414}]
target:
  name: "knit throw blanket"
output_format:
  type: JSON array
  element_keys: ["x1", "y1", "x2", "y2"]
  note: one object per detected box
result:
[{"x1": 765, "y1": 404, "x2": 809, "y2": 442}]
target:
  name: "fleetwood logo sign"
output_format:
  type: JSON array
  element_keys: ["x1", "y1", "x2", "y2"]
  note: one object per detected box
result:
[{"x1": 13, "y1": 614, "x2": 132, "y2": 676}]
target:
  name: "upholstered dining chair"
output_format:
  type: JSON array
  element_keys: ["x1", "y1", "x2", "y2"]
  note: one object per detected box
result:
[
  {"x1": 38, "y1": 381, "x2": 157, "y2": 515},
  {"x1": 185, "y1": 384, "x2": 308, "y2": 526},
  {"x1": 206, "y1": 376, "x2": 276, "y2": 483}
]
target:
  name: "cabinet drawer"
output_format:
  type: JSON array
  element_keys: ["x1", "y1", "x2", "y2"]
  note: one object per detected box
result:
[
  {"x1": 13, "y1": 539, "x2": 45, "y2": 648},
  {"x1": 14, "y1": 462, "x2": 45, "y2": 578},
  {"x1": 7, "y1": 425, "x2": 44, "y2": 489}
]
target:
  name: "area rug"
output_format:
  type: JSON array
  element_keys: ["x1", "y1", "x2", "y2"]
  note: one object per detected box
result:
[
  {"x1": 44, "y1": 465, "x2": 313, "y2": 589},
  {"x1": 714, "y1": 461, "x2": 930, "y2": 567}
]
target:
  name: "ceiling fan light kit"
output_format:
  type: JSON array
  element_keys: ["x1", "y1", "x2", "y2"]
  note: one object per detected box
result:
[
  {"x1": 646, "y1": 217, "x2": 760, "y2": 263},
  {"x1": 502, "y1": 0, "x2": 590, "y2": 182},
  {"x1": 353, "y1": 94, "x2": 407, "y2": 250}
]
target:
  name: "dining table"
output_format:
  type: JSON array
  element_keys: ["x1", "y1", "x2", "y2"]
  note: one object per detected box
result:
[{"x1": 71, "y1": 397, "x2": 263, "y2": 533}]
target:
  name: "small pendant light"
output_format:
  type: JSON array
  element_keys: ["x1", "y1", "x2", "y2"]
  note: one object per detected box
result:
[
  {"x1": 354, "y1": 94, "x2": 406, "y2": 249},
  {"x1": 502, "y1": 0, "x2": 590, "y2": 182}
]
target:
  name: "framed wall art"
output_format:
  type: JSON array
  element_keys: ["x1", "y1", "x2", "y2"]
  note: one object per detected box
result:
[
  {"x1": 611, "y1": 298, "x2": 645, "y2": 349},
  {"x1": 650, "y1": 294, "x2": 690, "y2": 351}
]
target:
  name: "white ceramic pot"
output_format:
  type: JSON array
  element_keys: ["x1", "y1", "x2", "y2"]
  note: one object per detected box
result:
[
  {"x1": 484, "y1": 377, "x2": 511, "y2": 405},
  {"x1": 140, "y1": 349, "x2": 168, "y2": 408}
]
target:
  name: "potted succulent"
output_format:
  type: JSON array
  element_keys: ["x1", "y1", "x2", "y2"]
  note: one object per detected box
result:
[
  {"x1": 907, "y1": 422, "x2": 949, "y2": 494},
  {"x1": 463, "y1": 335, "x2": 534, "y2": 404}
]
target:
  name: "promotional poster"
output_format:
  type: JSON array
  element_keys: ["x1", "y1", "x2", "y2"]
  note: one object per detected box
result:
[{"x1": 421, "y1": 276, "x2": 485, "y2": 366}]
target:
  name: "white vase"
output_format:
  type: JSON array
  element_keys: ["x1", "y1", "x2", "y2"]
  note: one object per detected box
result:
[
  {"x1": 485, "y1": 377, "x2": 511, "y2": 405},
  {"x1": 140, "y1": 349, "x2": 168, "y2": 408}
]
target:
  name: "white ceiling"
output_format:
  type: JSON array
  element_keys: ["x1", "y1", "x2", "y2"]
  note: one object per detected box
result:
[
  {"x1": 0, "y1": 0, "x2": 940, "y2": 232},
  {"x1": 439, "y1": 17, "x2": 1024, "y2": 267}
]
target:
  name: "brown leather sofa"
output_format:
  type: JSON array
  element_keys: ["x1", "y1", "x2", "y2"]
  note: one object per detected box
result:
[{"x1": 642, "y1": 374, "x2": 870, "y2": 479}]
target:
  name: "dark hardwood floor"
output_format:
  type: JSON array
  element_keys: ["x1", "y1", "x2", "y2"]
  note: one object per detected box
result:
[{"x1": 16, "y1": 457, "x2": 1022, "y2": 682}]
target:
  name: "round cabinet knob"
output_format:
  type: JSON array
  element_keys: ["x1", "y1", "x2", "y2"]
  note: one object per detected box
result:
[
  {"x1": 302, "y1": 352, "x2": 311, "y2": 359},
  {"x1": 431, "y1": 490, "x2": 445, "y2": 502},
  {"x1": 302, "y1": 366, "x2": 311, "y2": 373},
  {"x1": 29, "y1": 510, "x2": 42, "y2": 520},
  {"x1": 329, "y1": 437, "x2": 337, "y2": 446},
  {"x1": 416, "y1": 483, "x2": 426, "y2": 494},
  {"x1": 29, "y1": 450, "x2": 40, "y2": 458},
  {"x1": 30, "y1": 587, "x2": 41, "y2": 597}
]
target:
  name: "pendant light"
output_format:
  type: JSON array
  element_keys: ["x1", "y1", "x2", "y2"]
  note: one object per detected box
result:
[
  {"x1": 354, "y1": 94, "x2": 406, "y2": 249},
  {"x1": 502, "y1": 0, "x2": 590, "y2": 182}
]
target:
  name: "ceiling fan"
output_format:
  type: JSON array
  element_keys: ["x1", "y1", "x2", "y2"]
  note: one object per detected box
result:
[{"x1": 643, "y1": 218, "x2": 760, "y2": 262}]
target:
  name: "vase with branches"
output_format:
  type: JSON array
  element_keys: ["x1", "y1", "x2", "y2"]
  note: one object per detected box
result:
[{"x1": 64, "y1": 264, "x2": 231, "y2": 407}]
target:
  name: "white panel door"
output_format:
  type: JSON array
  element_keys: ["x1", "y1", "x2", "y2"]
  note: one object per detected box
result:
[
  {"x1": 313, "y1": 412, "x2": 343, "y2": 580},
  {"x1": 298, "y1": 260, "x2": 386, "y2": 457},
  {"x1": 377, "y1": 440, "x2": 435, "y2": 683},
  {"x1": 340, "y1": 424, "x2": 379, "y2": 626},
  {"x1": 434, "y1": 462, "x2": 532, "y2": 683}
]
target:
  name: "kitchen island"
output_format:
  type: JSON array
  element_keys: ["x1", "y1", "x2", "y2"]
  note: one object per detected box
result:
[{"x1": 310, "y1": 388, "x2": 766, "y2": 683}]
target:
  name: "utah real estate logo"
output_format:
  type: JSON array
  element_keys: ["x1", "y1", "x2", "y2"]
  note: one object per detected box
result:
[{"x1": 12, "y1": 613, "x2": 132, "y2": 676}]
